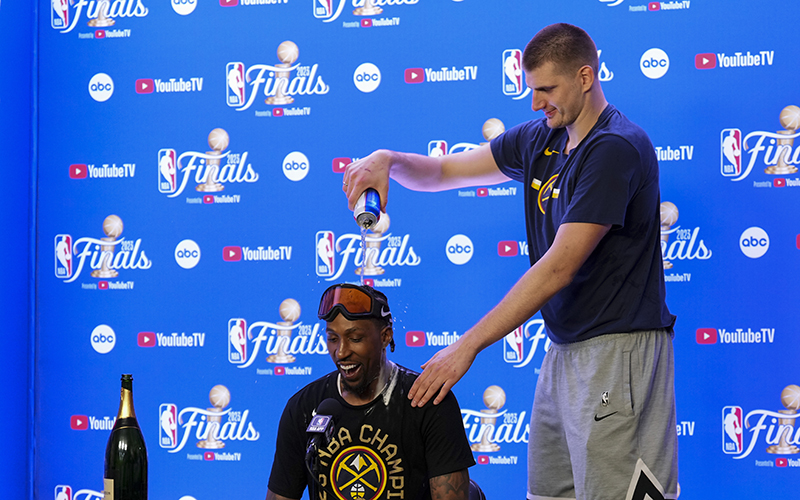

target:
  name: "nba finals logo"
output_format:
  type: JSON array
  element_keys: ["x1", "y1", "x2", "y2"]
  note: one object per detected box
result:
[
  {"x1": 725, "y1": 384, "x2": 800, "y2": 460},
  {"x1": 316, "y1": 231, "x2": 336, "y2": 278},
  {"x1": 723, "y1": 406, "x2": 744, "y2": 454},
  {"x1": 313, "y1": 0, "x2": 419, "y2": 22},
  {"x1": 55, "y1": 215, "x2": 152, "y2": 283},
  {"x1": 229, "y1": 299, "x2": 327, "y2": 369},
  {"x1": 502, "y1": 49, "x2": 530, "y2": 100},
  {"x1": 161, "y1": 385, "x2": 260, "y2": 454},
  {"x1": 313, "y1": 229, "x2": 421, "y2": 281},
  {"x1": 159, "y1": 403, "x2": 178, "y2": 449},
  {"x1": 158, "y1": 128, "x2": 259, "y2": 198},
  {"x1": 51, "y1": 0, "x2": 149, "y2": 33},
  {"x1": 429, "y1": 118, "x2": 505, "y2": 157},
  {"x1": 722, "y1": 105, "x2": 800, "y2": 181},
  {"x1": 461, "y1": 385, "x2": 530, "y2": 450},
  {"x1": 226, "y1": 41, "x2": 330, "y2": 112},
  {"x1": 55, "y1": 485, "x2": 102, "y2": 500},
  {"x1": 502, "y1": 318, "x2": 549, "y2": 368}
]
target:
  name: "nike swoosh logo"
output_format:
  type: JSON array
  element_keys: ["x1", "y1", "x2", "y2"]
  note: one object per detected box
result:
[
  {"x1": 380, "y1": 306, "x2": 391, "y2": 317},
  {"x1": 544, "y1": 147, "x2": 559, "y2": 156},
  {"x1": 594, "y1": 411, "x2": 618, "y2": 422}
]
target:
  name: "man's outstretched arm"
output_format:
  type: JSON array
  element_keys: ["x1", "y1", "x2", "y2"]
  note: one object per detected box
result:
[
  {"x1": 429, "y1": 469, "x2": 470, "y2": 500},
  {"x1": 408, "y1": 221, "x2": 612, "y2": 407},
  {"x1": 343, "y1": 145, "x2": 510, "y2": 212}
]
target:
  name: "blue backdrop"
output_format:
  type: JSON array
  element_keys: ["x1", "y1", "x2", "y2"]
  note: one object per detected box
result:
[{"x1": 22, "y1": 0, "x2": 800, "y2": 499}]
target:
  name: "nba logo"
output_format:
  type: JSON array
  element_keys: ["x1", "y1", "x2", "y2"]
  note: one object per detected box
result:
[
  {"x1": 159, "y1": 404, "x2": 178, "y2": 449},
  {"x1": 228, "y1": 318, "x2": 248, "y2": 364},
  {"x1": 502, "y1": 49, "x2": 523, "y2": 96},
  {"x1": 316, "y1": 231, "x2": 335, "y2": 277},
  {"x1": 54, "y1": 235, "x2": 72, "y2": 279},
  {"x1": 51, "y1": 1, "x2": 69, "y2": 29},
  {"x1": 54, "y1": 485, "x2": 72, "y2": 500},
  {"x1": 226, "y1": 62, "x2": 246, "y2": 107},
  {"x1": 720, "y1": 128, "x2": 742, "y2": 177},
  {"x1": 722, "y1": 406, "x2": 743, "y2": 454},
  {"x1": 428, "y1": 141, "x2": 448, "y2": 158},
  {"x1": 158, "y1": 149, "x2": 177, "y2": 193},
  {"x1": 503, "y1": 326, "x2": 524, "y2": 363},
  {"x1": 314, "y1": 0, "x2": 333, "y2": 19}
]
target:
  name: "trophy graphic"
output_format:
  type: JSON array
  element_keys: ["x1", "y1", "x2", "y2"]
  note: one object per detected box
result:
[
  {"x1": 91, "y1": 215, "x2": 123, "y2": 278},
  {"x1": 88, "y1": 0, "x2": 115, "y2": 27},
  {"x1": 659, "y1": 202, "x2": 679, "y2": 270},
  {"x1": 471, "y1": 385, "x2": 506, "y2": 452},
  {"x1": 267, "y1": 298, "x2": 301, "y2": 363},
  {"x1": 765, "y1": 384, "x2": 800, "y2": 455},
  {"x1": 356, "y1": 212, "x2": 390, "y2": 276},
  {"x1": 197, "y1": 385, "x2": 230, "y2": 449},
  {"x1": 196, "y1": 128, "x2": 228, "y2": 193},
  {"x1": 265, "y1": 41, "x2": 298, "y2": 105},
  {"x1": 764, "y1": 105, "x2": 800, "y2": 175},
  {"x1": 480, "y1": 118, "x2": 505, "y2": 145},
  {"x1": 354, "y1": 0, "x2": 383, "y2": 16}
]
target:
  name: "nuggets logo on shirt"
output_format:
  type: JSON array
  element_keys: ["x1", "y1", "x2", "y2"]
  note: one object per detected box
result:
[
  {"x1": 531, "y1": 174, "x2": 560, "y2": 215},
  {"x1": 330, "y1": 446, "x2": 388, "y2": 500},
  {"x1": 317, "y1": 425, "x2": 402, "y2": 500}
]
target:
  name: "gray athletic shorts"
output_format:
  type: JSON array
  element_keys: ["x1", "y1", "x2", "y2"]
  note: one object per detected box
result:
[{"x1": 527, "y1": 329, "x2": 678, "y2": 500}]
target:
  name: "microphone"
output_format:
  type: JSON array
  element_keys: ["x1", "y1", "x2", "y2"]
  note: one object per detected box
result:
[{"x1": 305, "y1": 399, "x2": 343, "y2": 500}]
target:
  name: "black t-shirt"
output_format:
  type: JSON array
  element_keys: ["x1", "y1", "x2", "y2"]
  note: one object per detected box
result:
[
  {"x1": 268, "y1": 364, "x2": 475, "y2": 500},
  {"x1": 490, "y1": 104, "x2": 675, "y2": 343}
]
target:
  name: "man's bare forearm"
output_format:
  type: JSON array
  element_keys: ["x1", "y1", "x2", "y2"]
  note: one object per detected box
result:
[{"x1": 430, "y1": 469, "x2": 470, "y2": 500}]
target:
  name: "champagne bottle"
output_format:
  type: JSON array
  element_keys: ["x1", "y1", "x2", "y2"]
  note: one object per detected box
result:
[{"x1": 104, "y1": 374, "x2": 148, "y2": 500}]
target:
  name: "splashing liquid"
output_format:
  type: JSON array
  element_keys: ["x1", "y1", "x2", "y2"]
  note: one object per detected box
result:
[{"x1": 360, "y1": 228, "x2": 367, "y2": 286}]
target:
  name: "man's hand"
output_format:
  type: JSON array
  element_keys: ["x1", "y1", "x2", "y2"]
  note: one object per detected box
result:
[
  {"x1": 343, "y1": 150, "x2": 393, "y2": 212},
  {"x1": 408, "y1": 338, "x2": 478, "y2": 407}
]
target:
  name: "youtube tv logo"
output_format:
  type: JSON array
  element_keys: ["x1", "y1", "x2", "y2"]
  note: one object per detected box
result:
[
  {"x1": 406, "y1": 331, "x2": 425, "y2": 347},
  {"x1": 204, "y1": 452, "x2": 215, "y2": 460},
  {"x1": 69, "y1": 164, "x2": 87, "y2": 179},
  {"x1": 776, "y1": 458, "x2": 788, "y2": 467},
  {"x1": 696, "y1": 328, "x2": 718, "y2": 344},
  {"x1": 203, "y1": 195, "x2": 214, "y2": 204},
  {"x1": 274, "y1": 366, "x2": 285, "y2": 375},
  {"x1": 220, "y1": 0, "x2": 238, "y2": 6},
  {"x1": 648, "y1": 2, "x2": 660, "y2": 10},
  {"x1": 99, "y1": 281, "x2": 109, "y2": 290},
  {"x1": 70, "y1": 415, "x2": 89, "y2": 430},
  {"x1": 363, "y1": 278, "x2": 374, "y2": 287},
  {"x1": 138, "y1": 331, "x2": 156, "y2": 347},
  {"x1": 774, "y1": 178, "x2": 786, "y2": 188},
  {"x1": 332, "y1": 157, "x2": 351, "y2": 173},
  {"x1": 477, "y1": 188, "x2": 488, "y2": 197},
  {"x1": 498, "y1": 240, "x2": 518, "y2": 257},
  {"x1": 135, "y1": 78, "x2": 154, "y2": 94},
  {"x1": 796, "y1": 235, "x2": 800, "y2": 250},
  {"x1": 695, "y1": 53, "x2": 716, "y2": 70},
  {"x1": 478, "y1": 455, "x2": 489, "y2": 465},
  {"x1": 95, "y1": 30, "x2": 106, "y2": 39},
  {"x1": 404, "y1": 68, "x2": 424, "y2": 84},
  {"x1": 223, "y1": 246, "x2": 242, "y2": 262},
  {"x1": 361, "y1": 19, "x2": 372, "y2": 27},
  {"x1": 273, "y1": 108, "x2": 284, "y2": 117}
]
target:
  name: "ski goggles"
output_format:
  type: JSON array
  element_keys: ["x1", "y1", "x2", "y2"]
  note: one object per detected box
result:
[{"x1": 317, "y1": 284, "x2": 391, "y2": 324}]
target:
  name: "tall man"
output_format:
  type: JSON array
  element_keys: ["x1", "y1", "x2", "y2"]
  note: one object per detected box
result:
[
  {"x1": 342, "y1": 23, "x2": 678, "y2": 500},
  {"x1": 266, "y1": 284, "x2": 475, "y2": 500}
]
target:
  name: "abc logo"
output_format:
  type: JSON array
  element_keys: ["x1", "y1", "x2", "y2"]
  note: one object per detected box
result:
[
  {"x1": 446, "y1": 234, "x2": 474, "y2": 265},
  {"x1": 171, "y1": 0, "x2": 197, "y2": 16},
  {"x1": 283, "y1": 151, "x2": 310, "y2": 182},
  {"x1": 739, "y1": 227, "x2": 769, "y2": 259},
  {"x1": 175, "y1": 239, "x2": 201, "y2": 269},
  {"x1": 640, "y1": 48, "x2": 669, "y2": 79},
  {"x1": 353, "y1": 63, "x2": 381, "y2": 93},
  {"x1": 91, "y1": 324, "x2": 116, "y2": 354},
  {"x1": 88, "y1": 73, "x2": 114, "y2": 102}
]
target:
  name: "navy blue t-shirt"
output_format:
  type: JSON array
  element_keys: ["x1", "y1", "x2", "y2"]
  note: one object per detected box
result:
[{"x1": 490, "y1": 104, "x2": 675, "y2": 343}]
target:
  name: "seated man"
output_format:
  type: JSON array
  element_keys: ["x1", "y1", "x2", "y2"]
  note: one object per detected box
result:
[{"x1": 267, "y1": 283, "x2": 475, "y2": 500}]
